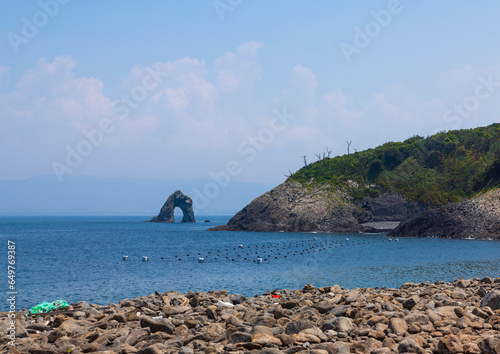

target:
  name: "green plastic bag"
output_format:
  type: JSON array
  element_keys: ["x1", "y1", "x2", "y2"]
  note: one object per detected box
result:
[{"x1": 28, "y1": 300, "x2": 69, "y2": 315}]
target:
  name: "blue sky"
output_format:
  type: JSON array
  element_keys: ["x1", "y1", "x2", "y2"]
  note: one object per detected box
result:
[{"x1": 1, "y1": 1, "x2": 500, "y2": 184}]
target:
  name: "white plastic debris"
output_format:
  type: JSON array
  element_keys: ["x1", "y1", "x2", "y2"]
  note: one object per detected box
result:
[{"x1": 217, "y1": 300, "x2": 234, "y2": 308}]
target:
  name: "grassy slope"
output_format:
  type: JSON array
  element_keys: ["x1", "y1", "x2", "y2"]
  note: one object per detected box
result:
[{"x1": 289, "y1": 124, "x2": 500, "y2": 206}]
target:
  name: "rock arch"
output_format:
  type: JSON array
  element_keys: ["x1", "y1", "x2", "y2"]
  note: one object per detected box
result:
[{"x1": 148, "y1": 190, "x2": 195, "y2": 223}]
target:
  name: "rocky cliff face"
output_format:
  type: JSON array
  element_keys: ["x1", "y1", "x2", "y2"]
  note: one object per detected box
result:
[
  {"x1": 210, "y1": 182, "x2": 361, "y2": 232},
  {"x1": 389, "y1": 188, "x2": 500, "y2": 239},
  {"x1": 209, "y1": 182, "x2": 424, "y2": 233},
  {"x1": 359, "y1": 193, "x2": 426, "y2": 222}
]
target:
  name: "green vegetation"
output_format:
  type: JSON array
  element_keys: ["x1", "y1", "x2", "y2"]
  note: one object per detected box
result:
[{"x1": 289, "y1": 124, "x2": 500, "y2": 206}]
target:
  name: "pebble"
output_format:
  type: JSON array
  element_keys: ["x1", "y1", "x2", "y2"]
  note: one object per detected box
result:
[{"x1": 2, "y1": 278, "x2": 500, "y2": 353}]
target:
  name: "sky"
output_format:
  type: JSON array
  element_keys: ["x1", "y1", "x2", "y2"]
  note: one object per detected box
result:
[{"x1": 1, "y1": 1, "x2": 500, "y2": 185}]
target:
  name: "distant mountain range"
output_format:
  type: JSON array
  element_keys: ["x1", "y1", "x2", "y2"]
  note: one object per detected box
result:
[{"x1": 0, "y1": 175, "x2": 275, "y2": 216}]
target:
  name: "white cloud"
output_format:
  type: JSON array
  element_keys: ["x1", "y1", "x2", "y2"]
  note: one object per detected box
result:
[
  {"x1": 215, "y1": 42, "x2": 263, "y2": 92},
  {"x1": 1, "y1": 46, "x2": 500, "y2": 181},
  {"x1": 0, "y1": 66, "x2": 10, "y2": 90},
  {"x1": 3, "y1": 56, "x2": 113, "y2": 130},
  {"x1": 289, "y1": 64, "x2": 317, "y2": 91}
]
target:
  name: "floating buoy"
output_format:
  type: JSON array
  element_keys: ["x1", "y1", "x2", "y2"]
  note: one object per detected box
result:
[
  {"x1": 257, "y1": 258, "x2": 263, "y2": 264},
  {"x1": 123, "y1": 255, "x2": 128, "y2": 261},
  {"x1": 142, "y1": 256, "x2": 148, "y2": 262},
  {"x1": 239, "y1": 244, "x2": 243, "y2": 248},
  {"x1": 198, "y1": 258, "x2": 204, "y2": 263}
]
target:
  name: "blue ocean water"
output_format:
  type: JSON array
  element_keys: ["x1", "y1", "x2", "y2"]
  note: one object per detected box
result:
[{"x1": 0, "y1": 215, "x2": 499, "y2": 311}]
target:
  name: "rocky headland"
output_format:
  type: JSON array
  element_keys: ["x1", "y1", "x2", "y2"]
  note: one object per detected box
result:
[
  {"x1": 3, "y1": 278, "x2": 500, "y2": 353},
  {"x1": 209, "y1": 182, "x2": 424, "y2": 233},
  {"x1": 211, "y1": 125, "x2": 500, "y2": 238},
  {"x1": 389, "y1": 189, "x2": 500, "y2": 240}
]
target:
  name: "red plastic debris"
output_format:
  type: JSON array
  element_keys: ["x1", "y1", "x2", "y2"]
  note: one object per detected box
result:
[{"x1": 272, "y1": 294, "x2": 280, "y2": 298}]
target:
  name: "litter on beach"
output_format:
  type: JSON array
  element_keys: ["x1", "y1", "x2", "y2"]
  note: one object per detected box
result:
[
  {"x1": 27, "y1": 300, "x2": 69, "y2": 315},
  {"x1": 217, "y1": 300, "x2": 234, "y2": 308}
]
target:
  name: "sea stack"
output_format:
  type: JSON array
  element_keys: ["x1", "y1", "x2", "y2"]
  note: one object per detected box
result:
[{"x1": 148, "y1": 190, "x2": 195, "y2": 223}]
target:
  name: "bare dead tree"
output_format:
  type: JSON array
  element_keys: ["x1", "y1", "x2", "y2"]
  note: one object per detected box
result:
[
  {"x1": 346, "y1": 140, "x2": 352, "y2": 155},
  {"x1": 303, "y1": 155, "x2": 308, "y2": 167},
  {"x1": 326, "y1": 147, "x2": 332, "y2": 157},
  {"x1": 284, "y1": 170, "x2": 293, "y2": 178},
  {"x1": 354, "y1": 148, "x2": 358, "y2": 153},
  {"x1": 315, "y1": 153, "x2": 321, "y2": 161},
  {"x1": 322, "y1": 152, "x2": 326, "y2": 159}
]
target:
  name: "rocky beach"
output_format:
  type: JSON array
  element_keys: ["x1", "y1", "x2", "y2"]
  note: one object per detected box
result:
[{"x1": 3, "y1": 278, "x2": 500, "y2": 353}]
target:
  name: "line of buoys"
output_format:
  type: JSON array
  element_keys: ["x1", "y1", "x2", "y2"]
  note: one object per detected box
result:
[{"x1": 124, "y1": 236, "x2": 386, "y2": 263}]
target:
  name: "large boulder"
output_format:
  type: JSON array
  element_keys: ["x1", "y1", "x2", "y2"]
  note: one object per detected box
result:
[{"x1": 481, "y1": 290, "x2": 500, "y2": 311}]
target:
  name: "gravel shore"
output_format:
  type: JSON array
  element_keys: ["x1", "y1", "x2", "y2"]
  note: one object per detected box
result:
[{"x1": 2, "y1": 277, "x2": 500, "y2": 353}]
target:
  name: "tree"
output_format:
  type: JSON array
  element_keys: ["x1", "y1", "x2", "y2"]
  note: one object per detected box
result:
[{"x1": 346, "y1": 141, "x2": 352, "y2": 155}]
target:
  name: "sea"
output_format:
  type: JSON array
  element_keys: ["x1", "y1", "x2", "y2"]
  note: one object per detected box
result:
[{"x1": 1, "y1": 215, "x2": 499, "y2": 312}]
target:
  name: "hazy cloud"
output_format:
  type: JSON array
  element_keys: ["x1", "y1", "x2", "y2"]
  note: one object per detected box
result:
[
  {"x1": 1, "y1": 45, "x2": 499, "y2": 181},
  {"x1": 215, "y1": 42, "x2": 263, "y2": 92}
]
